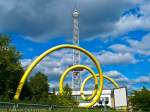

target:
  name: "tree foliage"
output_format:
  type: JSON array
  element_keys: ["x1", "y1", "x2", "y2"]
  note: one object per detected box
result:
[
  {"x1": 129, "y1": 87, "x2": 150, "y2": 111},
  {"x1": 29, "y1": 72, "x2": 49, "y2": 104},
  {"x1": 63, "y1": 83, "x2": 72, "y2": 100},
  {"x1": 0, "y1": 35, "x2": 24, "y2": 101},
  {"x1": 62, "y1": 84, "x2": 78, "y2": 105},
  {"x1": 48, "y1": 84, "x2": 77, "y2": 106}
]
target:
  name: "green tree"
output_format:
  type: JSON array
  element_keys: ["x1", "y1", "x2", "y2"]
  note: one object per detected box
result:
[
  {"x1": 29, "y1": 72, "x2": 49, "y2": 103},
  {"x1": 60, "y1": 84, "x2": 77, "y2": 106},
  {"x1": 129, "y1": 87, "x2": 150, "y2": 111},
  {"x1": 49, "y1": 84, "x2": 77, "y2": 106},
  {"x1": 0, "y1": 35, "x2": 25, "y2": 101},
  {"x1": 63, "y1": 83, "x2": 72, "y2": 100}
]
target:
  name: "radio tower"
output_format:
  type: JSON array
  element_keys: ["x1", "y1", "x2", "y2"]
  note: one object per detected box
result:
[{"x1": 72, "y1": 9, "x2": 81, "y2": 91}]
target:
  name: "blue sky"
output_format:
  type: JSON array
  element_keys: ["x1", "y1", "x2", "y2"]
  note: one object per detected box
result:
[{"x1": 0, "y1": 0, "x2": 150, "y2": 91}]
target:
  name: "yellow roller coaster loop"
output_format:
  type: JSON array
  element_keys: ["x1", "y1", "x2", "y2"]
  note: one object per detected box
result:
[{"x1": 14, "y1": 44, "x2": 104, "y2": 108}]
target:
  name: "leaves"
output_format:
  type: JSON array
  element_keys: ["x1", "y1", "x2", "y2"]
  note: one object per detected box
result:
[
  {"x1": 0, "y1": 35, "x2": 24, "y2": 101},
  {"x1": 129, "y1": 87, "x2": 150, "y2": 111},
  {"x1": 29, "y1": 72, "x2": 49, "y2": 103}
]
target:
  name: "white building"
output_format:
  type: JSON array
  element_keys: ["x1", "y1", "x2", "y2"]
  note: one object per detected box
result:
[
  {"x1": 55, "y1": 89, "x2": 114, "y2": 107},
  {"x1": 72, "y1": 89, "x2": 113, "y2": 107}
]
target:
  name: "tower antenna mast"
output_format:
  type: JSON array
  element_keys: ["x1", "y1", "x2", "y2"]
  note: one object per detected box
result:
[{"x1": 72, "y1": 0, "x2": 81, "y2": 92}]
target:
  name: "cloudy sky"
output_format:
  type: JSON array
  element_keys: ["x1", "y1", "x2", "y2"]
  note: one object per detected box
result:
[{"x1": 0, "y1": 0, "x2": 150, "y2": 92}]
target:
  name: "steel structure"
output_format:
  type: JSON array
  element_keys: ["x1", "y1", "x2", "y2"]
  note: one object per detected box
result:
[
  {"x1": 72, "y1": 9, "x2": 81, "y2": 91},
  {"x1": 14, "y1": 44, "x2": 121, "y2": 108},
  {"x1": 14, "y1": 44, "x2": 104, "y2": 108}
]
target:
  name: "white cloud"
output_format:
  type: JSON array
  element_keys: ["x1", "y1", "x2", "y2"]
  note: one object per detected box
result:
[
  {"x1": 103, "y1": 70, "x2": 132, "y2": 90},
  {"x1": 83, "y1": 49, "x2": 138, "y2": 66},
  {"x1": 104, "y1": 70, "x2": 129, "y2": 83},
  {"x1": 20, "y1": 49, "x2": 73, "y2": 78},
  {"x1": 104, "y1": 70, "x2": 150, "y2": 90},
  {"x1": 105, "y1": 70, "x2": 122, "y2": 78},
  {"x1": 0, "y1": 0, "x2": 137, "y2": 42},
  {"x1": 99, "y1": 1, "x2": 150, "y2": 39},
  {"x1": 109, "y1": 44, "x2": 134, "y2": 53},
  {"x1": 96, "y1": 51, "x2": 137, "y2": 65},
  {"x1": 103, "y1": 16, "x2": 148, "y2": 39},
  {"x1": 20, "y1": 58, "x2": 32, "y2": 68},
  {"x1": 0, "y1": 0, "x2": 149, "y2": 42},
  {"x1": 141, "y1": 3, "x2": 150, "y2": 17},
  {"x1": 127, "y1": 34, "x2": 150, "y2": 56},
  {"x1": 108, "y1": 33, "x2": 150, "y2": 60},
  {"x1": 131, "y1": 74, "x2": 150, "y2": 84},
  {"x1": 128, "y1": 34, "x2": 150, "y2": 50}
]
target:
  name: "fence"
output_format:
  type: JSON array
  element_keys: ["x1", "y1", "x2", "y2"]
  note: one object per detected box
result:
[
  {"x1": 0, "y1": 102, "x2": 51, "y2": 112},
  {"x1": 0, "y1": 102, "x2": 132, "y2": 112}
]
